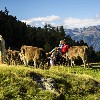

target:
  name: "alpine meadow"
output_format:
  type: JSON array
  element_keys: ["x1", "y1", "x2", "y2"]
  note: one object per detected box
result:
[{"x1": 0, "y1": 8, "x2": 100, "y2": 100}]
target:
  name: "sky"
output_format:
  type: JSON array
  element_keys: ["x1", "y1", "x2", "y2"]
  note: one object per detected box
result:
[{"x1": 0, "y1": 0, "x2": 100, "y2": 29}]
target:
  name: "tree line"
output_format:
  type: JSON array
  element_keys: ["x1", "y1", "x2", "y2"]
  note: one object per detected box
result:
[{"x1": 0, "y1": 8, "x2": 100, "y2": 62}]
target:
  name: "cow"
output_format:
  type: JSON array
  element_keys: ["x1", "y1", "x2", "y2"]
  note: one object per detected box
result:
[
  {"x1": 6, "y1": 49, "x2": 22, "y2": 65},
  {"x1": 20, "y1": 45, "x2": 47, "y2": 68},
  {"x1": 67, "y1": 46, "x2": 89, "y2": 68},
  {"x1": 46, "y1": 49, "x2": 67, "y2": 67},
  {"x1": 5, "y1": 49, "x2": 12, "y2": 65}
]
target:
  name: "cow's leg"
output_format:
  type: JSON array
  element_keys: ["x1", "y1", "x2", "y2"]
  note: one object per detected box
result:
[
  {"x1": 84, "y1": 59, "x2": 89, "y2": 68},
  {"x1": 7, "y1": 58, "x2": 10, "y2": 65},
  {"x1": 71, "y1": 58, "x2": 75, "y2": 67},
  {"x1": 34, "y1": 60, "x2": 37, "y2": 68},
  {"x1": 85, "y1": 56, "x2": 89, "y2": 68},
  {"x1": 87, "y1": 61, "x2": 89, "y2": 68},
  {"x1": 66, "y1": 57, "x2": 70, "y2": 66},
  {"x1": 23, "y1": 58, "x2": 28, "y2": 66},
  {"x1": 67, "y1": 57, "x2": 71, "y2": 67},
  {"x1": 82, "y1": 58, "x2": 86, "y2": 68},
  {"x1": 11, "y1": 59, "x2": 13, "y2": 65},
  {"x1": 15, "y1": 60, "x2": 17, "y2": 66},
  {"x1": 84, "y1": 60, "x2": 86, "y2": 68},
  {"x1": 26, "y1": 59, "x2": 29, "y2": 66},
  {"x1": 45, "y1": 58, "x2": 50, "y2": 68},
  {"x1": 71, "y1": 59, "x2": 73, "y2": 66}
]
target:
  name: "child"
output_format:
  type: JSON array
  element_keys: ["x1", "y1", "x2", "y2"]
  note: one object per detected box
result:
[
  {"x1": 61, "y1": 39, "x2": 70, "y2": 55},
  {"x1": 59, "y1": 40, "x2": 64, "y2": 50}
]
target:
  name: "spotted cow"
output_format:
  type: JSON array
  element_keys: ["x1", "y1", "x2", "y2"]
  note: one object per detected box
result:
[{"x1": 67, "y1": 46, "x2": 89, "y2": 68}]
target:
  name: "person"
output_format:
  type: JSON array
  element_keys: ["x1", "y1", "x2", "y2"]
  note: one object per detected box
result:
[
  {"x1": 49, "y1": 47, "x2": 61, "y2": 66},
  {"x1": 49, "y1": 53, "x2": 55, "y2": 66},
  {"x1": 59, "y1": 40, "x2": 64, "y2": 51},
  {"x1": 50, "y1": 40, "x2": 63, "y2": 54},
  {"x1": 61, "y1": 39, "x2": 70, "y2": 55}
]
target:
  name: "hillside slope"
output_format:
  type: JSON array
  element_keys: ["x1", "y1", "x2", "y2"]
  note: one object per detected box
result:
[{"x1": 0, "y1": 65, "x2": 100, "y2": 100}]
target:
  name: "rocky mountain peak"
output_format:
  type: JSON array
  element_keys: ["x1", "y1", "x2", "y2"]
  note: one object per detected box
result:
[{"x1": 65, "y1": 25, "x2": 100, "y2": 51}]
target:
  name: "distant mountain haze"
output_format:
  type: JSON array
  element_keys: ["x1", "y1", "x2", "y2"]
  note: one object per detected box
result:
[{"x1": 65, "y1": 25, "x2": 100, "y2": 51}]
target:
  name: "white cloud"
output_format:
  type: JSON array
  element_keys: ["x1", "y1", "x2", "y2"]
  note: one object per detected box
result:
[
  {"x1": 63, "y1": 16, "x2": 100, "y2": 29},
  {"x1": 21, "y1": 15, "x2": 60, "y2": 27},
  {"x1": 21, "y1": 15, "x2": 100, "y2": 29}
]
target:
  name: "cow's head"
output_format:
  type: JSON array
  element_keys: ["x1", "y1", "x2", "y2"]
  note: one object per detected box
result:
[{"x1": 35, "y1": 48, "x2": 46, "y2": 60}]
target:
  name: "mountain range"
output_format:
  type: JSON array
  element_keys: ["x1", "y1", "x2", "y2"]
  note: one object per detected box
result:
[{"x1": 65, "y1": 25, "x2": 100, "y2": 51}]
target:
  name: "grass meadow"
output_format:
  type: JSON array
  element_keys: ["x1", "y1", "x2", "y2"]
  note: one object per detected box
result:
[{"x1": 0, "y1": 64, "x2": 100, "y2": 100}]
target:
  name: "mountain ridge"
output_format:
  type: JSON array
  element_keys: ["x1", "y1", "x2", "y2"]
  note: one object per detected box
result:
[{"x1": 65, "y1": 25, "x2": 100, "y2": 51}]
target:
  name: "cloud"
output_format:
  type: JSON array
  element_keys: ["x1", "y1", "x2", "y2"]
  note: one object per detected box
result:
[
  {"x1": 21, "y1": 15, "x2": 60, "y2": 27},
  {"x1": 63, "y1": 16, "x2": 100, "y2": 29},
  {"x1": 21, "y1": 15, "x2": 100, "y2": 29}
]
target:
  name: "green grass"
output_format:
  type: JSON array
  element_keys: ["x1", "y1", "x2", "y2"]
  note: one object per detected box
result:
[{"x1": 0, "y1": 64, "x2": 100, "y2": 100}]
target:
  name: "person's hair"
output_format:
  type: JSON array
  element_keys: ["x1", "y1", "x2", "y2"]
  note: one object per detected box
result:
[{"x1": 60, "y1": 40, "x2": 64, "y2": 44}]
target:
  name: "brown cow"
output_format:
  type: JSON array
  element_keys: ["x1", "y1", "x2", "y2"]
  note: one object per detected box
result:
[
  {"x1": 6, "y1": 49, "x2": 12, "y2": 65},
  {"x1": 67, "y1": 46, "x2": 89, "y2": 68},
  {"x1": 6, "y1": 49, "x2": 22, "y2": 65},
  {"x1": 20, "y1": 45, "x2": 47, "y2": 68}
]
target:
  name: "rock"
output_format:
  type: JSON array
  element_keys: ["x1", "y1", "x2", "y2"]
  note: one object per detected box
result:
[{"x1": 33, "y1": 74, "x2": 57, "y2": 91}]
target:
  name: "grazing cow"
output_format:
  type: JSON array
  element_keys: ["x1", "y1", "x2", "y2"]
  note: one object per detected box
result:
[
  {"x1": 6, "y1": 49, "x2": 22, "y2": 65},
  {"x1": 6, "y1": 49, "x2": 12, "y2": 65},
  {"x1": 20, "y1": 45, "x2": 47, "y2": 68},
  {"x1": 67, "y1": 46, "x2": 89, "y2": 68}
]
